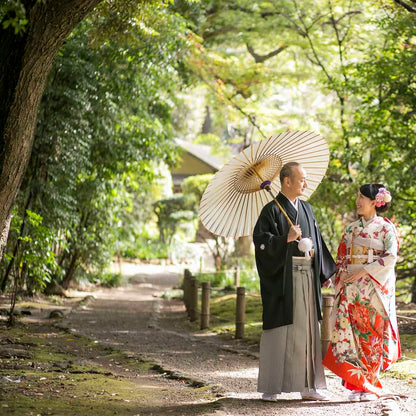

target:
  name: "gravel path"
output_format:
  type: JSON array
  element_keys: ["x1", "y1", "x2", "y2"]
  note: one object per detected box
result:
[{"x1": 65, "y1": 263, "x2": 416, "y2": 415}]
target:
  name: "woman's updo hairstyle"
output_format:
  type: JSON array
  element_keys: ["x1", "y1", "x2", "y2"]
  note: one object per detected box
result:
[{"x1": 359, "y1": 183, "x2": 392, "y2": 213}]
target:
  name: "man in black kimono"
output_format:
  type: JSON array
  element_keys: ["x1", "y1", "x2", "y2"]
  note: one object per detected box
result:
[{"x1": 253, "y1": 161, "x2": 335, "y2": 401}]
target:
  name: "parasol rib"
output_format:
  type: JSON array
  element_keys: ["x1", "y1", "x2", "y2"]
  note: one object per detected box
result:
[{"x1": 199, "y1": 130, "x2": 330, "y2": 239}]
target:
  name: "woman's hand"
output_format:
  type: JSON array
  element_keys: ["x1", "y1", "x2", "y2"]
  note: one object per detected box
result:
[
  {"x1": 343, "y1": 268, "x2": 367, "y2": 283},
  {"x1": 322, "y1": 279, "x2": 332, "y2": 289},
  {"x1": 338, "y1": 271, "x2": 348, "y2": 283}
]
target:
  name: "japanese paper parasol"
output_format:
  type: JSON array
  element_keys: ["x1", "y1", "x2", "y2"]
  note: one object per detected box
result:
[{"x1": 199, "y1": 130, "x2": 330, "y2": 239}]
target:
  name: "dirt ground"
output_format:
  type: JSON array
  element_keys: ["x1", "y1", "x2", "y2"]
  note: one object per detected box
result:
[{"x1": 1, "y1": 262, "x2": 416, "y2": 416}]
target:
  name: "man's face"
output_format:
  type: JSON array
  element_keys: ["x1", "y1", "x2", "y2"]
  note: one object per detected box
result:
[{"x1": 285, "y1": 166, "x2": 308, "y2": 197}]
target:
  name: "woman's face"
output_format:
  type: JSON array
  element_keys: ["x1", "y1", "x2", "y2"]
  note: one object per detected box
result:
[{"x1": 356, "y1": 191, "x2": 376, "y2": 218}]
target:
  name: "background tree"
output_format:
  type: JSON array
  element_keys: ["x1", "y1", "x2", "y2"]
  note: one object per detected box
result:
[
  {"x1": 0, "y1": 0, "x2": 102, "y2": 259},
  {"x1": 0, "y1": 1, "x2": 195, "y2": 291},
  {"x1": 2, "y1": 0, "x2": 416, "y2": 301},
  {"x1": 153, "y1": 195, "x2": 194, "y2": 245},
  {"x1": 175, "y1": 0, "x2": 416, "y2": 296},
  {"x1": 346, "y1": 6, "x2": 416, "y2": 300}
]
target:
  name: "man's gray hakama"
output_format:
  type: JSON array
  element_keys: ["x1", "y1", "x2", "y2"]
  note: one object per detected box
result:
[{"x1": 257, "y1": 257, "x2": 326, "y2": 394}]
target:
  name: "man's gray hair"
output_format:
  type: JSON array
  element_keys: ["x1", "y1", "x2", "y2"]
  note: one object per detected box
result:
[{"x1": 279, "y1": 162, "x2": 300, "y2": 184}]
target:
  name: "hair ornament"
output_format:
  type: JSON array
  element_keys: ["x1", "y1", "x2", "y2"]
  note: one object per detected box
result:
[{"x1": 375, "y1": 187, "x2": 391, "y2": 207}]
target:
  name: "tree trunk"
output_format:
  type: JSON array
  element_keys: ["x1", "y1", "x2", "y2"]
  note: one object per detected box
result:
[
  {"x1": 0, "y1": 0, "x2": 101, "y2": 259},
  {"x1": 234, "y1": 235, "x2": 253, "y2": 258},
  {"x1": 0, "y1": 189, "x2": 33, "y2": 292},
  {"x1": 411, "y1": 275, "x2": 416, "y2": 304},
  {"x1": 61, "y1": 250, "x2": 80, "y2": 290}
]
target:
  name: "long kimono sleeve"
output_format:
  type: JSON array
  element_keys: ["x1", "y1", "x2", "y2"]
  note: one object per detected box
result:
[
  {"x1": 253, "y1": 204, "x2": 289, "y2": 278},
  {"x1": 311, "y1": 217, "x2": 336, "y2": 283},
  {"x1": 334, "y1": 231, "x2": 349, "y2": 292},
  {"x1": 363, "y1": 222, "x2": 398, "y2": 288}
]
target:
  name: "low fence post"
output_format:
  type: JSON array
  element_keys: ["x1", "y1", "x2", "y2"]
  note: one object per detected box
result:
[
  {"x1": 199, "y1": 256, "x2": 203, "y2": 273},
  {"x1": 234, "y1": 265, "x2": 240, "y2": 288},
  {"x1": 321, "y1": 293, "x2": 335, "y2": 357},
  {"x1": 189, "y1": 278, "x2": 199, "y2": 322},
  {"x1": 183, "y1": 269, "x2": 192, "y2": 314},
  {"x1": 235, "y1": 286, "x2": 245, "y2": 339},
  {"x1": 200, "y1": 281, "x2": 210, "y2": 330}
]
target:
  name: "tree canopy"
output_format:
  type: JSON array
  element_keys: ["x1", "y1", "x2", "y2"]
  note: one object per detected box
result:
[{"x1": 1, "y1": 0, "x2": 416, "y2": 300}]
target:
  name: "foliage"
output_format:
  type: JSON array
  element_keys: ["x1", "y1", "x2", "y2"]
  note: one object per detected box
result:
[
  {"x1": 193, "y1": 133, "x2": 231, "y2": 160},
  {"x1": 3, "y1": 0, "x2": 416, "y2": 296},
  {"x1": 18, "y1": 210, "x2": 62, "y2": 293},
  {"x1": 0, "y1": 0, "x2": 29, "y2": 34},
  {"x1": 153, "y1": 194, "x2": 195, "y2": 244},
  {"x1": 93, "y1": 271, "x2": 123, "y2": 288},
  {"x1": 0, "y1": 209, "x2": 62, "y2": 294},
  {"x1": 196, "y1": 267, "x2": 259, "y2": 292},
  {"x1": 116, "y1": 165, "x2": 173, "y2": 258},
  {"x1": 121, "y1": 238, "x2": 169, "y2": 260},
  {"x1": 176, "y1": 0, "x2": 416, "y2": 297},
  {"x1": 342, "y1": 8, "x2": 416, "y2": 296},
  {"x1": 347, "y1": 10, "x2": 416, "y2": 216},
  {"x1": 182, "y1": 174, "x2": 213, "y2": 211},
  {"x1": 195, "y1": 270, "x2": 230, "y2": 288},
  {"x1": 0, "y1": 1, "x2": 194, "y2": 291}
]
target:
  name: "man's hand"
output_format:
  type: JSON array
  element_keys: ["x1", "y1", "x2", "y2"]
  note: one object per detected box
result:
[{"x1": 287, "y1": 225, "x2": 302, "y2": 242}]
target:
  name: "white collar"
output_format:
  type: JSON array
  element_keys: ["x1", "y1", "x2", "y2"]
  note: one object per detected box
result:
[
  {"x1": 361, "y1": 215, "x2": 377, "y2": 227},
  {"x1": 281, "y1": 192, "x2": 298, "y2": 211}
]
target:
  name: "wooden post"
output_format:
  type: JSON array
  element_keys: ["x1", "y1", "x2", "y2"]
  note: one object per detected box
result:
[
  {"x1": 235, "y1": 286, "x2": 245, "y2": 339},
  {"x1": 116, "y1": 250, "x2": 122, "y2": 275},
  {"x1": 215, "y1": 256, "x2": 221, "y2": 271},
  {"x1": 183, "y1": 269, "x2": 192, "y2": 314},
  {"x1": 200, "y1": 281, "x2": 210, "y2": 330},
  {"x1": 321, "y1": 294, "x2": 335, "y2": 357},
  {"x1": 189, "y1": 278, "x2": 198, "y2": 322},
  {"x1": 234, "y1": 265, "x2": 240, "y2": 288}
]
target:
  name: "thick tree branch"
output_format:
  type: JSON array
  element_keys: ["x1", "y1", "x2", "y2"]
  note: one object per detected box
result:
[
  {"x1": 327, "y1": 0, "x2": 348, "y2": 86},
  {"x1": 246, "y1": 43, "x2": 287, "y2": 63},
  {"x1": 394, "y1": 0, "x2": 416, "y2": 13},
  {"x1": 197, "y1": 71, "x2": 267, "y2": 139},
  {"x1": 291, "y1": 1, "x2": 333, "y2": 84},
  {"x1": 290, "y1": 0, "x2": 354, "y2": 180}
]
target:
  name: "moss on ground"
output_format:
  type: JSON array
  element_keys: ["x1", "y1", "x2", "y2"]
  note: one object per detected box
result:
[
  {"x1": 2, "y1": 291, "x2": 416, "y2": 415},
  {"x1": 400, "y1": 334, "x2": 416, "y2": 359},
  {"x1": 18, "y1": 297, "x2": 64, "y2": 309},
  {"x1": 385, "y1": 359, "x2": 416, "y2": 380},
  {"x1": 202, "y1": 293, "x2": 263, "y2": 343},
  {"x1": 0, "y1": 321, "x2": 216, "y2": 415}
]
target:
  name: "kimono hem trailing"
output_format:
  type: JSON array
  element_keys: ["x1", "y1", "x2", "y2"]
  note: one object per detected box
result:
[{"x1": 322, "y1": 216, "x2": 401, "y2": 396}]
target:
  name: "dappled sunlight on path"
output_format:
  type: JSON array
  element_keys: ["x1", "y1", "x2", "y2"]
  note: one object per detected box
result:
[{"x1": 64, "y1": 262, "x2": 416, "y2": 416}]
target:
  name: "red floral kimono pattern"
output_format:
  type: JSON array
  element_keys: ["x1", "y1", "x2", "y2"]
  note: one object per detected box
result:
[{"x1": 322, "y1": 216, "x2": 400, "y2": 396}]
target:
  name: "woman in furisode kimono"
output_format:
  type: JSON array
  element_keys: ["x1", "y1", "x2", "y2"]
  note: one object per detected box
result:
[{"x1": 322, "y1": 184, "x2": 401, "y2": 401}]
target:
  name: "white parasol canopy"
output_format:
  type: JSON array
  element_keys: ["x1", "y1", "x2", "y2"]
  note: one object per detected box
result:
[{"x1": 199, "y1": 130, "x2": 330, "y2": 239}]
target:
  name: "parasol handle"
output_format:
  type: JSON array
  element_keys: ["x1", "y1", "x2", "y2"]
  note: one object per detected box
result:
[
  {"x1": 264, "y1": 185, "x2": 308, "y2": 248},
  {"x1": 263, "y1": 185, "x2": 294, "y2": 228},
  {"x1": 255, "y1": 170, "x2": 294, "y2": 229}
]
